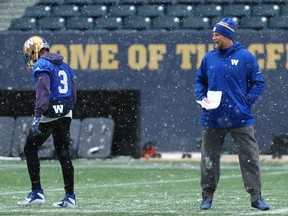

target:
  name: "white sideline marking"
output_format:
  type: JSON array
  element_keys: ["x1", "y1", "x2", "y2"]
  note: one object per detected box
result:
[
  {"x1": 0, "y1": 156, "x2": 21, "y2": 160},
  {"x1": 1, "y1": 209, "x2": 287, "y2": 215},
  {"x1": 2, "y1": 170, "x2": 287, "y2": 196},
  {"x1": 240, "y1": 208, "x2": 288, "y2": 215}
]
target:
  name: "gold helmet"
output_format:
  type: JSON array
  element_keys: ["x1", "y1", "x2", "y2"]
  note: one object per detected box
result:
[{"x1": 23, "y1": 36, "x2": 50, "y2": 70}]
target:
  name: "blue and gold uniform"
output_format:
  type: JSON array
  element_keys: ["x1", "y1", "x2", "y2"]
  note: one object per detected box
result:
[{"x1": 18, "y1": 36, "x2": 77, "y2": 208}]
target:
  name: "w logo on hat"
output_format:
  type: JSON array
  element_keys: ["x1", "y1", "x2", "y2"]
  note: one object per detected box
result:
[
  {"x1": 213, "y1": 18, "x2": 235, "y2": 40},
  {"x1": 231, "y1": 59, "x2": 239, "y2": 65}
]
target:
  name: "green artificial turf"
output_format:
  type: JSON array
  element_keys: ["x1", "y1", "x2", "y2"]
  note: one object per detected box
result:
[{"x1": 0, "y1": 158, "x2": 287, "y2": 216}]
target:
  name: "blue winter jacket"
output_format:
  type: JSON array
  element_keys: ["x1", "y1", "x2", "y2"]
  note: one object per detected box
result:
[{"x1": 195, "y1": 41, "x2": 264, "y2": 128}]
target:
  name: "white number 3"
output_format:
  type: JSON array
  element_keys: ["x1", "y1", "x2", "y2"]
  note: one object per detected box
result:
[{"x1": 58, "y1": 70, "x2": 68, "y2": 94}]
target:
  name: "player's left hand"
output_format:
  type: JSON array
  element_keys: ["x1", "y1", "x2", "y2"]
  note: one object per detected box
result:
[{"x1": 31, "y1": 117, "x2": 41, "y2": 136}]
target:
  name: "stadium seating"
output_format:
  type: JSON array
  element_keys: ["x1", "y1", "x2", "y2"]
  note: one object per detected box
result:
[
  {"x1": 70, "y1": 119, "x2": 81, "y2": 159},
  {"x1": 151, "y1": 16, "x2": 180, "y2": 30},
  {"x1": 0, "y1": 116, "x2": 111, "y2": 159},
  {"x1": 205, "y1": 0, "x2": 233, "y2": 4},
  {"x1": 37, "y1": 0, "x2": 65, "y2": 5},
  {"x1": 81, "y1": 5, "x2": 108, "y2": 18},
  {"x1": 38, "y1": 17, "x2": 65, "y2": 30},
  {"x1": 269, "y1": 16, "x2": 288, "y2": 29},
  {"x1": 24, "y1": 5, "x2": 51, "y2": 18},
  {"x1": 223, "y1": 4, "x2": 251, "y2": 17},
  {"x1": 239, "y1": 16, "x2": 268, "y2": 29},
  {"x1": 252, "y1": 4, "x2": 280, "y2": 17},
  {"x1": 263, "y1": 0, "x2": 288, "y2": 3},
  {"x1": 166, "y1": 4, "x2": 194, "y2": 17},
  {"x1": 137, "y1": 5, "x2": 165, "y2": 17},
  {"x1": 9, "y1": 0, "x2": 288, "y2": 31},
  {"x1": 92, "y1": 0, "x2": 121, "y2": 5},
  {"x1": 121, "y1": 0, "x2": 148, "y2": 4},
  {"x1": 148, "y1": 0, "x2": 175, "y2": 4},
  {"x1": 95, "y1": 17, "x2": 122, "y2": 30},
  {"x1": 123, "y1": 16, "x2": 151, "y2": 30},
  {"x1": 6, "y1": 1, "x2": 288, "y2": 33},
  {"x1": 10, "y1": 117, "x2": 82, "y2": 159},
  {"x1": 182, "y1": 17, "x2": 210, "y2": 30},
  {"x1": 175, "y1": 0, "x2": 205, "y2": 4},
  {"x1": 77, "y1": 118, "x2": 115, "y2": 159},
  {"x1": 52, "y1": 5, "x2": 81, "y2": 17},
  {"x1": 11, "y1": 116, "x2": 33, "y2": 158},
  {"x1": 9, "y1": 17, "x2": 37, "y2": 31},
  {"x1": 280, "y1": 4, "x2": 288, "y2": 15},
  {"x1": 233, "y1": 0, "x2": 260, "y2": 4},
  {"x1": 109, "y1": 5, "x2": 137, "y2": 17},
  {"x1": 65, "y1": 0, "x2": 93, "y2": 5},
  {"x1": 194, "y1": 4, "x2": 223, "y2": 17},
  {"x1": 66, "y1": 17, "x2": 94, "y2": 30},
  {"x1": 0, "y1": 117, "x2": 14, "y2": 157}
]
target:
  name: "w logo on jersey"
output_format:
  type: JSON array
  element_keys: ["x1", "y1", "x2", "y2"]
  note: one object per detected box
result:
[
  {"x1": 52, "y1": 105, "x2": 64, "y2": 114},
  {"x1": 231, "y1": 59, "x2": 239, "y2": 65},
  {"x1": 44, "y1": 100, "x2": 70, "y2": 118}
]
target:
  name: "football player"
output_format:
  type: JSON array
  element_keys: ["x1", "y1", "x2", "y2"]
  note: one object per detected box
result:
[{"x1": 18, "y1": 36, "x2": 77, "y2": 208}]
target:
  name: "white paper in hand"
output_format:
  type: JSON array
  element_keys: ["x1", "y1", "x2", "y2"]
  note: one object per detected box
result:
[{"x1": 196, "y1": 91, "x2": 222, "y2": 110}]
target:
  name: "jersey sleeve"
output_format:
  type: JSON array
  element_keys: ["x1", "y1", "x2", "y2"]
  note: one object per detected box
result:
[{"x1": 32, "y1": 58, "x2": 50, "y2": 77}]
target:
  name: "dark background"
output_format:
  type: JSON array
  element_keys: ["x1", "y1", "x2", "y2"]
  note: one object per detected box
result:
[
  {"x1": 0, "y1": 31, "x2": 287, "y2": 153},
  {"x1": 0, "y1": 90, "x2": 141, "y2": 158}
]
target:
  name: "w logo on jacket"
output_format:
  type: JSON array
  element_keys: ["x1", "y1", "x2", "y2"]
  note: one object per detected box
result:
[{"x1": 231, "y1": 59, "x2": 239, "y2": 65}]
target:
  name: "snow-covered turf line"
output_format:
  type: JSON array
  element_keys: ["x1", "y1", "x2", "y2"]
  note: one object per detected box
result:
[{"x1": 0, "y1": 159, "x2": 287, "y2": 215}]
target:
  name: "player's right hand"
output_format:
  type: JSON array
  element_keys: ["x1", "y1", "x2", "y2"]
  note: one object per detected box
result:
[{"x1": 31, "y1": 117, "x2": 41, "y2": 136}]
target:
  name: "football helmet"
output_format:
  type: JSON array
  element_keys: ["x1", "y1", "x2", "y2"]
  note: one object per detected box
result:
[{"x1": 23, "y1": 36, "x2": 50, "y2": 70}]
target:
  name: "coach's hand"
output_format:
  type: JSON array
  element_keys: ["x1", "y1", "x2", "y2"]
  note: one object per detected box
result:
[{"x1": 31, "y1": 117, "x2": 41, "y2": 136}]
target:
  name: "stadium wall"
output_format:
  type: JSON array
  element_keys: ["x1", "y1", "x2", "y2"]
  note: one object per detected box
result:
[{"x1": 1, "y1": 30, "x2": 287, "y2": 153}]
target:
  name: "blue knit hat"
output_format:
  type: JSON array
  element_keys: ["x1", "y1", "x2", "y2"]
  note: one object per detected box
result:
[{"x1": 213, "y1": 18, "x2": 235, "y2": 40}]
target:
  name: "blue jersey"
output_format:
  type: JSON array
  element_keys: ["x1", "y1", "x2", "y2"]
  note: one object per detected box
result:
[
  {"x1": 195, "y1": 41, "x2": 265, "y2": 128},
  {"x1": 32, "y1": 53, "x2": 76, "y2": 117}
]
